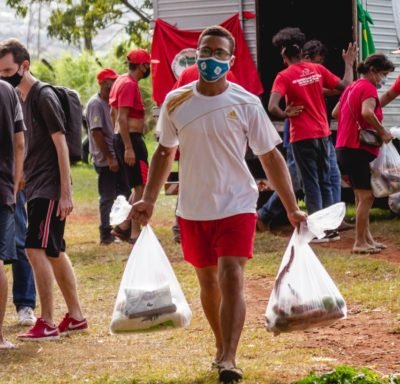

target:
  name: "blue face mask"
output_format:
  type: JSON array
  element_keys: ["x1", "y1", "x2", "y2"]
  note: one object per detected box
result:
[{"x1": 196, "y1": 57, "x2": 230, "y2": 82}]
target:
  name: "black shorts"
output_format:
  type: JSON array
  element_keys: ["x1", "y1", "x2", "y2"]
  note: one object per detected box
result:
[
  {"x1": 26, "y1": 198, "x2": 66, "y2": 257},
  {"x1": 336, "y1": 147, "x2": 376, "y2": 190},
  {"x1": 114, "y1": 133, "x2": 148, "y2": 190}
]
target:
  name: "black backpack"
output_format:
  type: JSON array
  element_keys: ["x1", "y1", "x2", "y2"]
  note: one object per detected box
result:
[{"x1": 32, "y1": 83, "x2": 83, "y2": 163}]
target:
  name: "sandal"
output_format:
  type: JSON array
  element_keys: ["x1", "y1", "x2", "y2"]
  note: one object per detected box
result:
[
  {"x1": 111, "y1": 225, "x2": 131, "y2": 242},
  {"x1": 372, "y1": 242, "x2": 387, "y2": 250},
  {"x1": 352, "y1": 246, "x2": 381, "y2": 255},
  {"x1": 218, "y1": 366, "x2": 243, "y2": 383}
]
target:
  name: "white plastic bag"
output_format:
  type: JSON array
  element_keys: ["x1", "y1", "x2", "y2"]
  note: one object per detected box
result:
[
  {"x1": 388, "y1": 191, "x2": 400, "y2": 215},
  {"x1": 370, "y1": 142, "x2": 400, "y2": 198},
  {"x1": 265, "y1": 204, "x2": 347, "y2": 336},
  {"x1": 110, "y1": 225, "x2": 192, "y2": 333},
  {"x1": 109, "y1": 195, "x2": 132, "y2": 226}
]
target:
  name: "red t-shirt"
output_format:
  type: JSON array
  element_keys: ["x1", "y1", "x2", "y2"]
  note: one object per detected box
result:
[
  {"x1": 271, "y1": 62, "x2": 340, "y2": 143},
  {"x1": 336, "y1": 78, "x2": 382, "y2": 157},
  {"x1": 390, "y1": 75, "x2": 400, "y2": 95},
  {"x1": 173, "y1": 64, "x2": 238, "y2": 89},
  {"x1": 109, "y1": 74, "x2": 145, "y2": 119}
]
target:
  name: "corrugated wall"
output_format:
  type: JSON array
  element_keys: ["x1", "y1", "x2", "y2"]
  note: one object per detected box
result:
[
  {"x1": 242, "y1": 0, "x2": 257, "y2": 63},
  {"x1": 153, "y1": 0, "x2": 241, "y2": 30},
  {"x1": 152, "y1": 0, "x2": 257, "y2": 64},
  {"x1": 366, "y1": 0, "x2": 400, "y2": 125}
]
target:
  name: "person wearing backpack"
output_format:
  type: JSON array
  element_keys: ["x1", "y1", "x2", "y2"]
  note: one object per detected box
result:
[{"x1": 0, "y1": 38, "x2": 87, "y2": 341}]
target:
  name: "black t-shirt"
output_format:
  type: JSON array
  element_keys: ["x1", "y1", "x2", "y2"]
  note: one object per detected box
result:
[
  {"x1": 21, "y1": 81, "x2": 66, "y2": 202},
  {"x1": 0, "y1": 80, "x2": 24, "y2": 206}
]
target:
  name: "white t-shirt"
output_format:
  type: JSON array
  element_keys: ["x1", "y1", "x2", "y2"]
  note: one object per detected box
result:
[{"x1": 158, "y1": 81, "x2": 282, "y2": 220}]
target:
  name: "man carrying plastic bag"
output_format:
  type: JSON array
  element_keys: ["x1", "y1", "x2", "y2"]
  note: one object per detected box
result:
[
  {"x1": 129, "y1": 26, "x2": 306, "y2": 383},
  {"x1": 266, "y1": 203, "x2": 347, "y2": 336}
]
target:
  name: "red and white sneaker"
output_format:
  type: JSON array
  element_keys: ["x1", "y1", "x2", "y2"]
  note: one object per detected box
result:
[
  {"x1": 58, "y1": 313, "x2": 88, "y2": 335},
  {"x1": 17, "y1": 318, "x2": 60, "y2": 341}
]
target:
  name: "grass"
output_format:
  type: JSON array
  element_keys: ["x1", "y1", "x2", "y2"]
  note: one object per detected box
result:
[{"x1": 2, "y1": 163, "x2": 400, "y2": 384}]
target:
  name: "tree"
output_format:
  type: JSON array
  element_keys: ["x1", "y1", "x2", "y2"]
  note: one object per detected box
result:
[{"x1": 6, "y1": 0, "x2": 152, "y2": 52}]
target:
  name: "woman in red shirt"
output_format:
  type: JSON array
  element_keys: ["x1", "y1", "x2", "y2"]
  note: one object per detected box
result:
[{"x1": 333, "y1": 54, "x2": 394, "y2": 254}]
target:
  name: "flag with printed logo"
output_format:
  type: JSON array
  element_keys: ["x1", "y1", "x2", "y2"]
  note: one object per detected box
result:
[{"x1": 151, "y1": 14, "x2": 264, "y2": 106}]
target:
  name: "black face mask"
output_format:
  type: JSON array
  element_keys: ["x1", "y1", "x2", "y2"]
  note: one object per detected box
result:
[
  {"x1": 1, "y1": 66, "x2": 23, "y2": 88},
  {"x1": 142, "y1": 66, "x2": 150, "y2": 79}
]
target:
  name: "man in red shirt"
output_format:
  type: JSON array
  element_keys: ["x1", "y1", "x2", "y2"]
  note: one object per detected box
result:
[
  {"x1": 109, "y1": 49, "x2": 150, "y2": 244},
  {"x1": 268, "y1": 27, "x2": 353, "y2": 215}
]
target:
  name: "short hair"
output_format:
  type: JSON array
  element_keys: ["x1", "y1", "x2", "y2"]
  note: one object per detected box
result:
[
  {"x1": 302, "y1": 40, "x2": 327, "y2": 60},
  {"x1": 198, "y1": 26, "x2": 235, "y2": 55},
  {"x1": 357, "y1": 53, "x2": 395, "y2": 74},
  {"x1": 0, "y1": 38, "x2": 30, "y2": 65},
  {"x1": 272, "y1": 27, "x2": 306, "y2": 59}
]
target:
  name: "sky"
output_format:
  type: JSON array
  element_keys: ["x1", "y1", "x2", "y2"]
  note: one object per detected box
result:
[{"x1": 0, "y1": 1, "x2": 134, "y2": 59}]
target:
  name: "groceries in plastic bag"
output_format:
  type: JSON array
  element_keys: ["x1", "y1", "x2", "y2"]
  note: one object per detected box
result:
[
  {"x1": 110, "y1": 195, "x2": 132, "y2": 226},
  {"x1": 370, "y1": 142, "x2": 400, "y2": 198},
  {"x1": 265, "y1": 203, "x2": 347, "y2": 336},
  {"x1": 110, "y1": 225, "x2": 192, "y2": 333},
  {"x1": 388, "y1": 192, "x2": 400, "y2": 215}
]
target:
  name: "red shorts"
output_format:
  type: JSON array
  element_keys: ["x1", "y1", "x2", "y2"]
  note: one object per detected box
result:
[{"x1": 178, "y1": 213, "x2": 257, "y2": 268}]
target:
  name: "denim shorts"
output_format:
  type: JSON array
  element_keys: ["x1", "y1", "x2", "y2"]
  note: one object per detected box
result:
[{"x1": 0, "y1": 204, "x2": 17, "y2": 264}]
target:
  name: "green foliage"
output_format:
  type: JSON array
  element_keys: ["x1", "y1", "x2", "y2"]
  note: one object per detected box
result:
[
  {"x1": 47, "y1": 0, "x2": 123, "y2": 51},
  {"x1": 6, "y1": 0, "x2": 152, "y2": 52},
  {"x1": 126, "y1": 19, "x2": 151, "y2": 48},
  {"x1": 294, "y1": 366, "x2": 400, "y2": 384}
]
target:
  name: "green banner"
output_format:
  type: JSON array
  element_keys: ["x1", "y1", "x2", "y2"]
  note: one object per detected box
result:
[{"x1": 357, "y1": 0, "x2": 376, "y2": 59}]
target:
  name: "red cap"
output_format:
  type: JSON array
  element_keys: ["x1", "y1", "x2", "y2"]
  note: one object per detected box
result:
[
  {"x1": 127, "y1": 48, "x2": 151, "y2": 64},
  {"x1": 97, "y1": 68, "x2": 118, "y2": 84}
]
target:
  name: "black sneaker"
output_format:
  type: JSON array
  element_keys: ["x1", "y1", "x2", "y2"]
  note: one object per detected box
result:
[
  {"x1": 326, "y1": 230, "x2": 340, "y2": 241},
  {"x1": 100, "y1": 234, "x2": 115, "y2": 245},
  {"x1": 311, "y1": 230, "x2": 340, "y2": 244}
]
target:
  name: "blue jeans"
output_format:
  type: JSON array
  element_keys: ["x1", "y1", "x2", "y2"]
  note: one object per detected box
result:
[
  {"x1": 258, "y1": 143, "x2": 302, "y2": 225},
  {"x1": 292, "y1": 137, "x2": 333, "y2": 214},
  {"x1": 329, "y1": 139, "x2": 341, "y2": 203},
  {"x1": 95, "y1": 165, "x2": 118, "y2": 240},
  {"x1": 12, "y1": 191, "x2": 36, "y2": 311}
]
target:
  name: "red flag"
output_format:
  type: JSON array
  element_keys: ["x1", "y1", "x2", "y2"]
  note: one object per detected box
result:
[
  {"x1": 242, "y1": 11, "x2": 256, "y2": 19},
  {"x1": 151, "y1": 14, "x2": 264, "y2": 106}
]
